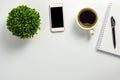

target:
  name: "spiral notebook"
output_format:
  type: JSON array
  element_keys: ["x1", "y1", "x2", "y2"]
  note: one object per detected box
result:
[{"x1": 97, "y1": 3, "x2": 120, "y2": 55}]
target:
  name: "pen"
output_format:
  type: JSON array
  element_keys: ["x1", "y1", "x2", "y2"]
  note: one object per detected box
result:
[{"x1": 110, "y1": 16, "x2": 116, "y2": 49}]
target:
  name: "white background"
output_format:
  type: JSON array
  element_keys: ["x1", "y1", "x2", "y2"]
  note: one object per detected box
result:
[{"x1": 0, "y1": 0, "x2": 120, "y2": 80}]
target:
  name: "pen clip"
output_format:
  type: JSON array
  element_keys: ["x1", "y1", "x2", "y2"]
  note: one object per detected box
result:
[{"x1": 111, "y1": 16, "x2": 115, "y2": 28}]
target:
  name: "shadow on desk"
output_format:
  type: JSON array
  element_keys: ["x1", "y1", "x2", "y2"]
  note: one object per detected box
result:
[
  {"x1": 71, "y1": 18, "x2": 92, "y2": 40},
  {"x1": 97, "y1": 49, "x2": 120, "y2": 59},
  {"x1": 0, "y1": 23, "x2": 30, "y2": 53}
]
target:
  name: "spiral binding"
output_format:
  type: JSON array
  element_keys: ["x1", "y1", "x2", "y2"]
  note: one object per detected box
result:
[{"x1": 96, "y1": 3, "x2": 112, "y2": 49}]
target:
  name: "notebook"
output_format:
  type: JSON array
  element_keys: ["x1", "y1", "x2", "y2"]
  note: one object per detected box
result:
[{"x1": 97, "y1": 3, "x2": 120, "y2": 55}]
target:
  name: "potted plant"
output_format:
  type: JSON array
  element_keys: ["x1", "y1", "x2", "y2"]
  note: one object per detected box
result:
[{"x1": 7, "y1": 5, "x2": 41, "y2": 39}]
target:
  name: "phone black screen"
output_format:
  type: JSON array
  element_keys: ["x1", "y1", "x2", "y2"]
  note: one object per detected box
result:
[{"x1": 51, "y1": 7, "x2": 64, "y2": 28}]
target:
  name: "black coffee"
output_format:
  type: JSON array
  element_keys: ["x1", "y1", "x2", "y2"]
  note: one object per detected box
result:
[{"x1": 79, "y1": 10, "x2": 97, "y2": 27}]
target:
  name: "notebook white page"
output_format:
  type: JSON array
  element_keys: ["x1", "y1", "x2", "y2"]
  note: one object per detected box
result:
[{"x1": 97, "y1": 3, "x2": 120, "y2": 55}]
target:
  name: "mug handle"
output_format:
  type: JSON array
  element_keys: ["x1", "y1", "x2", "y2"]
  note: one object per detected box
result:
[{"x1": 89, "y1": 29, "x2": 95, "y2": 35}]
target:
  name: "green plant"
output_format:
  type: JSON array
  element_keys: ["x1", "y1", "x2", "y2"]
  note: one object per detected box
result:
[{"x1": 7, "y1": 5, "x2": 41, "y2": 39}]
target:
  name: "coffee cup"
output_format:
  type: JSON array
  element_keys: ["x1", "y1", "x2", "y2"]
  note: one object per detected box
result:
[{"x1": 76, "y1": 8, "x2": 98, "y2": 35}]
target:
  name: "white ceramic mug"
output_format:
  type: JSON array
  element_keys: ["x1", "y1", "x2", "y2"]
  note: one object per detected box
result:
[{"x1": 76, "y1": 8, "x2": 98, "y2": 35}]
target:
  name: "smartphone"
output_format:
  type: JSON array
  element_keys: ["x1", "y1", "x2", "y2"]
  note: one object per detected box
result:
[{"x1": 49, "y1": 3, "x2": 64, "y2": 32}]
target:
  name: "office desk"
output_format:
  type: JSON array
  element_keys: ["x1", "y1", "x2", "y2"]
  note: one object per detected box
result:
[{"x1": 0, "y1": 0, "x2": 120, "y2": 80}]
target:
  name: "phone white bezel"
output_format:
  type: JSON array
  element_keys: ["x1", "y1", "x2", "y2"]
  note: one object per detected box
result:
[{"x1": 49, "y1": 3, "x2": 65, "y2": 32}]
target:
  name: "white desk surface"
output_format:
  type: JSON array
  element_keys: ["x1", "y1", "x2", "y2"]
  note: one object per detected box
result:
[{"x1": 0, "y1": 0, "x2": 120, "y2": 80}]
